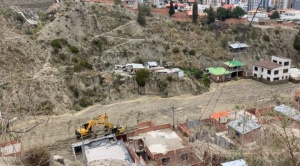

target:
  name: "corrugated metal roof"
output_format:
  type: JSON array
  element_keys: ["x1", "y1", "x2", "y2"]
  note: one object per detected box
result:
[
  {"x1": 253, "y1": 60, "x2": 282, "y2": 70},
  {"x1": 228, "y1": 43, "x2": 249, "y2": 49},
  {"x1": 126, "y1": 63, "x2": 144, "y2": 69},
  {"x1": 227, "y1": 118, "x2": 261, "y2": 134},
  {"x1": 274, "y1": 104, "x2": 300, "y2": 122},
  {"x1": 221, "y1": 159, "x2": 248, "y2": 166},
  {"x1": 224, "y1": 60, "x2": 245, "y2": 67},
  {"x1": 147, "y1": 62, "x2": 158, "y2": 67},
  {"x1": 207, "y1": 67, "x2": 230, "y2": 76}
]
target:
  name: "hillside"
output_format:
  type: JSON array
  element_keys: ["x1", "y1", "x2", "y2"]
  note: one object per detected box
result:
[{"x1": 0, "y1": 1, "x2": 299, "y2": 116}]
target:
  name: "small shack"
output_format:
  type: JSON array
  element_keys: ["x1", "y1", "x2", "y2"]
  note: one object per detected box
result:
[
  {"x1": 227, "y1": 117, "x2": 261, "y2": 144},
  {"x1": 228, "y1": 43, "x2": 249, "y2": 52},
  {"x1": 211, "y1": 111, "x2": 229, "y2": 124},
  {"x1": 206, "y1": 67, "x2": 231, "y2": 82}
]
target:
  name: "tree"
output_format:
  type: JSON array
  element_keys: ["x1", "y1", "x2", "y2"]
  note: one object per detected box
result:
[
  {"x1": 205, "y1": 6, "x2": 215, "y2": 24},
  {"x1": 135, "y1": 69, "x2": 149, "y2": 94},
  {"x1": 293, "y1": 35, "x2": 300, "y2": 50},
  {"x1": 192, "y1": 1, "x2": 198, "y2": 23},
  {"x1": 202, "y1": 75, "x2": 211, "y2": 88},
  {"x1": 270, "y1": 10, "x2": 280, "y2": 19},
  {"x1": 137, "y1": 3, "x2": 146, "y2": 26},
  {"x1": 232, "y1": 6, "x2": 246, "y2": 18},
  {"x1": 169, "y1": 1, "x2": 175, "y2": 17},
  {"x1": 216, "y1": 7, "x2": 228, "y2": 21}
]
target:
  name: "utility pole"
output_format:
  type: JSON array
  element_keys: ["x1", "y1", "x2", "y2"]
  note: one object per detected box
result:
[{"x1": 172, "y1": 106, "x2": 175, "y2": 130}]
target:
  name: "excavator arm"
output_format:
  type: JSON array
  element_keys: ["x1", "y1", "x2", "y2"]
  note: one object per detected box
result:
[{"x1": 75, "y1": 113, "x2": 125, "y2": 139}]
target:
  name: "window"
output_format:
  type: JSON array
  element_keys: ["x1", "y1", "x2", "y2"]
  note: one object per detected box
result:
[
  {"x1": 284, "y1": 62, "x2": 289, "y2": 66},
  {"x1": 267, "y1": 77, "x2": 270, "y2": 81},
  {"x1": 162, "y1": 158, "x2": 170, "y2": 165},
  {"x1": 181, "y1": 154, "x2": 188, "y2": 161},
  {"x1": 274, "y1": 70, "x2": 279, "y2": 75},
  {"x1": 283, "y1": 69, "x2": 288, "y2": 73},
  {"x1": 273, "y1": 60, "x2": 277, "y2": 63},
  {"x1": 254, "y1": 67, "x2": 258, "y2": 71},
  {"x1": 274, "y1": 77, "x2": 279, "y2": 81},
  {"x1": 267, "y1": 70, "x2": 271, "y2": 74},
  {"x1": 279, "y1": 62, "x2": 282, "y2": 65},
  {"x1": 262, "y1": 68, "x2": 264, "y2": 72}
]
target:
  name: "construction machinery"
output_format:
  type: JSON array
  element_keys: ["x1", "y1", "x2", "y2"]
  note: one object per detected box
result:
[{"x1": 75, "y1": 113, "x2": 125, "y2": 139}]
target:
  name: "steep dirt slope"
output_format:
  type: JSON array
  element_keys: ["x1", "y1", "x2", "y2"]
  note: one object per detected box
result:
[{"x1": 0, "y1": 2, "x2": 299, "y2": 117}]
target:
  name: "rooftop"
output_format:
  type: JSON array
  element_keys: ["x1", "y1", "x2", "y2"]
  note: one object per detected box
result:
[
  {"x1": 224, "y1": 60, "x2": 245, "y2": 67},
  {"x1": 253, "y1": 60, "x2": 282, "y2": 70},
  {"x1": 228, "y1": 43, "x2": 249, "y2": 49},
  {"x1": 221, "y1": 159, "x2": 248, "y2": 166},
  {"x1": 207, "y1": 67, "x2": 230, "y2": 76},
  {"x1": 125, "y1": 63, "x2": 144, "y2": 69},
  {"x1": 222, "y1": 4, "x2": 235, "y2": 9},
  {"x1": 227, "y1": 118, "x2": 261, "y2": 134},
  {"x1": 138, "y1": 128, "x2": 186, "y2": 155},
  {"x1": 72, "y1": 135, "x2": 134, "y2": 164},
  {"x1": 211, "y1": 111, "x2": 229, "y2": 119},
  {"x1": 147, "y1": 61, "x2": 158, "y2": 67},
  {"x1": 274, "y1": 104, "x2": 300, "y2": 122}
]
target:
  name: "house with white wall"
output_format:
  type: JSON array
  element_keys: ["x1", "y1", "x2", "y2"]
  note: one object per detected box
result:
[{"x1": 252, "y1": 56, "x2": 291, "y2": 82}]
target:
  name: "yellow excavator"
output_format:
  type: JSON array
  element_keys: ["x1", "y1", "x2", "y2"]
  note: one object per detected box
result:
[{"x1": 75, "y1": 113, "x2": 125, "y2": 139}]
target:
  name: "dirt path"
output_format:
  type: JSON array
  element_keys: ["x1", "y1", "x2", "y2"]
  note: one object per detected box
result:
[{"x1": 8, "y1": 79, "x2": 300, "y2": 160}]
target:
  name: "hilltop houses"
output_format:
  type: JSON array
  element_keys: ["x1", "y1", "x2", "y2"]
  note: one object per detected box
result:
[{"x1": 252, "y1": 56, "x2": 291, "y2": 83}]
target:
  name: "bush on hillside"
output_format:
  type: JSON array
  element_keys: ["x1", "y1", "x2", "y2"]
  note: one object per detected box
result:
[
  {"x1": 74, "y1": 61, "x2": 93, "y2": 72},
  {"x1": 263, "y1": 35, "x2": 270, "y2": 42},
  {"x1": 189, "y1": 49, "x2": 196, "y2": 56},
  {"x1": 21, "y1": 147, "x2": 51, "y2": 166},
  {"x1": 172, "y1": 47, "x2": 180, "y2": 53},
  {"x1": 69, "y1": 45, "x2": 79, "y2": 54}
]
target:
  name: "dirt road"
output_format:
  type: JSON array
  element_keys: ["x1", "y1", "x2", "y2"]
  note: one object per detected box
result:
[{"x1": 8, "y1": 79, "x2": 300, "y2": 160}]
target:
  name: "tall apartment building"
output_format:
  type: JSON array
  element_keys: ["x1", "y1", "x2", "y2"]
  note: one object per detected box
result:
[
  {"x1": 275, "y1": 0, "x2": 295, "y2": 9},
  {"x1": 202, "y1": 0, "x2": 222, "y2": 7},
  {"x1": 247, "y1": 0, "x2": 270, "y2": 10}
]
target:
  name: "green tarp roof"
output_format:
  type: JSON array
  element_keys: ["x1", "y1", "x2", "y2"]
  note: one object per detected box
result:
[
  {"x1": 207, "y1": 67, "x2": 230, "y2": 76},
  {"x1": 224, "y1": 60, "x2": 245, "y2": 67}
]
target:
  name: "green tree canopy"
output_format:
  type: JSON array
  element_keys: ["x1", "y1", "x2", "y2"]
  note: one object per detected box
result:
[
  {"x1": 136, "y1": 69, "x2": 150, "y2": 87},
  {"x1": 169, "y1": 1, "x2": 175, "y2": 17},
  {"x1": 137, "y1": 3, "x2": 148, "y2": 26},
  {"x1": 270, "y1": 10, "x2": 280, "y2": 19},
  {"x1": 294, "y1": 35, "x2": 300, "y2": 50},
  {"x1": 205, "y1": 6, "x2": 215, "y2": 24},
  {"x1": 232, "y1": 6, "x2": 246, "y2": 18},
  {"x1": 192, "y1": 1, "x2": 198, "y2": 23}
]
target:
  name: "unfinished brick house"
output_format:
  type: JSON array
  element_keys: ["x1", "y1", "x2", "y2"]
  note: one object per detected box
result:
[
  {"x1": 126, "y1": 121, "x2": 201, "y2": 166},
  {"x1": 227, "y1": 118, "x2": 261, "y2": 144}
]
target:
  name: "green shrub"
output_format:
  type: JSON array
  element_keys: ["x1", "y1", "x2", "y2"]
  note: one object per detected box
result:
[
  {"x1": 172, "y1": 47, "x2": 180, "y2": 53},
  {"x1": 220, "y1": 37, "x2": 228, "y2": 48},
  {"x1": 263, "y1": 35, "x2": 270, "y2": 42},
  {"x1": 74, "y1": 61, "x2": 93, "y2": 72},
  {"x1": 72, "y1": 57, "x2": 79, "y2": 63},
  {"x1": 188, "y1": 49, "x2": 196, "y2": 56},
  {"x1": 79, "y1": 98, "x2": 93, "y2": 107},
  {"x1": 202, "y1": 75, "x2": 211, "y2": 88},
  {"x1": 166, "y1": 76, "x2": 173, "y2": 82},
  {"x1": 51, "y1": 38, "x2": 69, "y2": 48},
  {"x1": 69, "y1": 45, "x2": 79, "y2": 54}
]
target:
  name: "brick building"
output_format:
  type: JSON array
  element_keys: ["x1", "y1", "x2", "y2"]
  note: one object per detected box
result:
[
  {"x1": 126, "y1": 121, "x2": 201, "y2": 166},
  {"x1": 227, "y1": 118, "x2": 261, "y2": 144}
]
